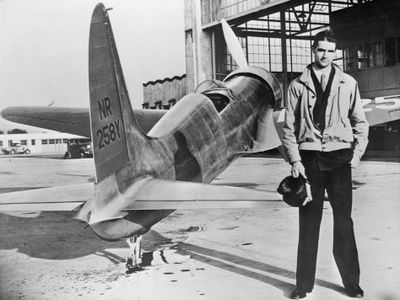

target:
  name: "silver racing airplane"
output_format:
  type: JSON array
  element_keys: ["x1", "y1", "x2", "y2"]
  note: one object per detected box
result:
[{"x1": 0, "y1": 3, "x2": 283, "y2": 269}]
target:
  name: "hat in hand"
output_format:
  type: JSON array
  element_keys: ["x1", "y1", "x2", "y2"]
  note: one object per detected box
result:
[{"x1": 277, "y1": 175, "x2": 309, "y2": 207}]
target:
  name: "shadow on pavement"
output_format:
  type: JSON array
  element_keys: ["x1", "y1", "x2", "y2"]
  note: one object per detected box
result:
[
  {"x1": 0, "y1": 211, "x2": 170, "y2": 260},
  {"x1": 175, "y1": 242, "x2": 345, "y2": 298}
]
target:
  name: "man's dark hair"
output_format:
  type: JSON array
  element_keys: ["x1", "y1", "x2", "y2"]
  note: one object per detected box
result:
[{"x1": 312, "y1": 30, "x2": 337, "y2": 49}]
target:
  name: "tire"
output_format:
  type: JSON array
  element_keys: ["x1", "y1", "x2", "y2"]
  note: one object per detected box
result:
[
  {"x1": 24, "y1": 149, "x2": 31, "y2": 154},
  {"x1": 9, "y1": 150, "x2": 16, "y2": 155}
]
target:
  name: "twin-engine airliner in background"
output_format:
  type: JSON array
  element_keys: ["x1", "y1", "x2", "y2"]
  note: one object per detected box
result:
[{"x1": 1, "y1": 3, "x2": 399, "y2": 270}]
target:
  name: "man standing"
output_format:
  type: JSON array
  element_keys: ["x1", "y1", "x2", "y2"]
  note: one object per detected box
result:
[{"x1": 282, "y1": 30, "x2": 369, "y2": 299}]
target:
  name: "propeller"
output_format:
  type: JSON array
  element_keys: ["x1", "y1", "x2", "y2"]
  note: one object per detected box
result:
[
  {"x1": 221, "y1": 19, "x2": 284, "y2": 152},
  {"x1": 221, "y1": 19, "x2": 248, "y2": 69}
]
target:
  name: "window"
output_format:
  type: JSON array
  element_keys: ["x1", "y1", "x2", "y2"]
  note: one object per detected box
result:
[
  {"x1": 385, "y1": 37, "x2": 396, "y2": 66},
  {"x1": 344, "y1": 47, "x2": 356, "y2": 71},
  {"x1": 63, "y1": 139, "x2": 68, "y2": 143},
  {"x1": 334, "y1": 49, "x2": 344, "y2": 69},
  {"x1": 364, "y1": 41, "x2": 384, "y2": 68},
  {"x1": 0, "y1": 141, "x2": 3, "y2": 147},
  {"x1": 373, "y1": 41, "x2": 384, "y2": 67},
  {"x1": 365, "y1": 42, "x2": 373, "y2": 67},
  {"x1": 31, "y1": 139, "x2": 36, "y2": 145},
  {"x1": 356, "y1": 45, "x2": 366, "y2": 69},
  {"x1": 21, "y1": 140, "x2": 27, "y2": 146},
  {"x1": 49, "y1": 139, "x2": 55, "y2": 144},
  {"x1": 345, "y1": 40, "x2": 386, "y2": 70},
  {"x1": 42, "y1": 139, "x2": 48, "y2": 145}
]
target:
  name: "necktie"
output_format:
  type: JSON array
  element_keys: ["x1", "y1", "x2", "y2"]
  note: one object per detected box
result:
[{"x1": 320, "y1": 74, "x2": 327, "y2": 91}]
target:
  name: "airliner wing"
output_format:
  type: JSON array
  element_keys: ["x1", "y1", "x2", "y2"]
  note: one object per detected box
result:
[
  {"x1": 1, "y1": 106, "x2": 90, "y2": 137},
  {"x1": 1, "y1": 106, "x2": 167, "y2": 136},
  {"x1": 362, "y1": 98, "x2": 400, "y2": 126},
  {"x1": 125, "y1": 179, "x2": 280, "y2": 210},
  {"x1": 2, "y1": 97, "x2": 399, "y2": 140},
  {"x1": 271, "y1": 98, "x2": 400, "y2": 149},
  {"x1": 0, "y1": 183, "x2": 94, "y2": 211}
]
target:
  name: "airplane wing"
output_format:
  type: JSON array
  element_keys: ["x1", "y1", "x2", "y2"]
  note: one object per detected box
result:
[
  {"x1": 1, "y1": 106, "x2": 90, "y2": 137},
  {"x1": 0, "y1": 183, "x2": 94, "y2": 211},
  {"x1": 1, "y1": 106, "x2": 167, "y2": 136},
  {"x1": 124, "y1": 179, "x2": 280, "y2": 210},
  {"x1": 271, "y1": 97, "x2": 400, "y2": 147},
  {"x1": 2, "y1": 97, "x2": 399, "y2": 139},
  {"x1": 362, "y1": 97, "x2": 400, "y2": 126},
  {"x1": 0, "y1": 179, "x2": 280, "y2": 218}
]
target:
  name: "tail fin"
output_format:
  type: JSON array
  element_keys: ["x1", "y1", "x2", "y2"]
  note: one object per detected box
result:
[{"x1": 89, "y1": 3, "x2": 143, "y2": 182}]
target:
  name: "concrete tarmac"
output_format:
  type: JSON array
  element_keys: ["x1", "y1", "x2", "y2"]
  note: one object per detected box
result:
[{"x1": 0, "y1": 155, "x2": 399, "y2": 300}]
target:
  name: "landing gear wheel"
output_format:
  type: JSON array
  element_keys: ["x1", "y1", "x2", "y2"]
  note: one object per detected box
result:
[
  {"x1": 125, "y1": 257, "x2": 142, "y2": 274},
  {"x1": 125, "y1": 235, "x2": 143, "y2": 273},
  {"x1": 126, "y1": 257, "x2": 133, "y2": 269}
]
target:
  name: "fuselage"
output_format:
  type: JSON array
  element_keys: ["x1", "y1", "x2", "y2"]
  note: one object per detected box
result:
[{"x1": 89, "y1": 68, "x2": 279, "y2": 241}]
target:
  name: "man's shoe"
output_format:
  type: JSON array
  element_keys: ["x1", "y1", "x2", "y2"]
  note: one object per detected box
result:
[
  {"x1": 290, "y1": 288, "x2": 307, "y2": 299},
  {"x1": 345, "y1": 286, "x2": 364, "y2": 298}
]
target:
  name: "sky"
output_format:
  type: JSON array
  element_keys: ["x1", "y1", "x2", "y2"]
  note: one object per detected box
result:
[{"x1": 0, "y1": 0, "x2": 185, "y2": 131}]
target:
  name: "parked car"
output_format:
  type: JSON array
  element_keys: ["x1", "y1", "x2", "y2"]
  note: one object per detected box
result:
[
  {"x1": 80, "y1": 144, "x2": 93, "y2": 158},
  {"x1": 63, "y1": 142, "x2": 92, "y2": 159},
  {"x1": 1, "y1": 143, "x2": 31, "y2": 155}
]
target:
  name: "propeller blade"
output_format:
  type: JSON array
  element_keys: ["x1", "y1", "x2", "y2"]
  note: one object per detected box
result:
[{"x1": 221, "y1": 19, "x2": 248, "y2": 68}]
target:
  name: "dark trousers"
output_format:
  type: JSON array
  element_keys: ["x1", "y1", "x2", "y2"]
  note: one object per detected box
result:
[{"x1": 296, "y1": 163, "x2": 360, "y2": 291}]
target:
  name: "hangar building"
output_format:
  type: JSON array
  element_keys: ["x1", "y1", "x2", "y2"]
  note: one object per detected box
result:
[{"x1": 143, "y1": 0, "x2": 400, "y2": 152}]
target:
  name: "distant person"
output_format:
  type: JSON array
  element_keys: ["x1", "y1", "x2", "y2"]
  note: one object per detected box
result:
[{"x1": 282, "y1": 30, "x2": 369, "y2": 299}]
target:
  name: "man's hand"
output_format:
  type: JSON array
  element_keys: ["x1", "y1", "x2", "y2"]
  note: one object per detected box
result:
[
  {"x1": 291, "y1": 161, "x2": 307, "y2": 179},
  {"x1": 302, "y1": 182, "x2": 312, "y2": 206},
  {"x1": 350, "y1": 155, "x2": 360, "y2": 169}
]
